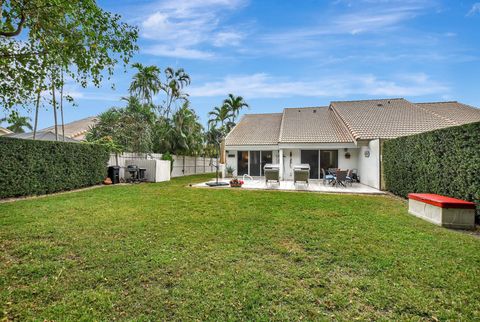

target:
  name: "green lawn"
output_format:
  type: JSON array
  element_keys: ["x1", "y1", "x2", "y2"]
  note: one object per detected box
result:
[{"x1": 1, "y1": 174, "x2": 479, "y2": 320}]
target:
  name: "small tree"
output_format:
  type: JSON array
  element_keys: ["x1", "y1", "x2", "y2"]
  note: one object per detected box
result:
[{"x1": 1, "y1": 0, "x2": 138, "y2": 111}]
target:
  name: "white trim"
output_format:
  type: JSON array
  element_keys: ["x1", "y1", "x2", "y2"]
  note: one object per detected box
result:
[
  {"x1": 278, "y1": 142, "x2": 357, "y2": 149},
  {"x1": 227, "y1": 143, "x2": 358, "y2": 150},
  {"x1": 226, "y1": 145, "x2": 279, "y2": 150}
]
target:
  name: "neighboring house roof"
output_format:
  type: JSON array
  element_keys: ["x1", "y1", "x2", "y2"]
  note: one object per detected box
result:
[
  {"x1": 41, "y1": 116, "x2": 98, "y2": 141},
  {"x1": 415, "y1": 101, "x2": 480, "y2": 125},
  {"x1": 330, "y1": 98, "x2": 459, "y2": 140},
  {"x1": 225, "y1": 113, "x2": 283, "y2": 146},
  {"x1": 225, "y1": 98, "x2": 480, "y2": 146},
  {"x1": 0, "y1": 126, "x2": 13, "y2": 135},
  {"x1": 279, "y1": 107, "x2": 353, "y2": 143},
  {"x1": 4, "y1": 131, "x2": 79, "y2": 143}
]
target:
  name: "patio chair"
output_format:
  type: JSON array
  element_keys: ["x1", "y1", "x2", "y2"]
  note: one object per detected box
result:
[
  {"x1": 334, "y1": 170, "x2": 348, "y2": 187},
  {"x1": 321, "y1": 168, "x2": 334, "y2": 185},
  {"x1": 346, "y1": 169, "x2": 354, "y2": 186},
  {"x1": 264, "y1": 164, "x2": 280, "y2": 183},
  {"x1": 293, "y1": 164, "x2": 310, "y2": 185}
]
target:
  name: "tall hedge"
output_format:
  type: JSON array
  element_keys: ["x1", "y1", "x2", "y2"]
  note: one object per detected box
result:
[
  {"x1": 0, "y1": 137, "x2": 109, "y2": 198},
  {"x1": 383, "y1": 122, "x2": 480, "y2": 219}
]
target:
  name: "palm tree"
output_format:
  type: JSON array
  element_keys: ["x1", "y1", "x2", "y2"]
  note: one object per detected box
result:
[
  {"x1": 169, "y1": 102, "x2": 204, "y2": 155},
  {"x1": 223, "y1": 94, "x2": 249, "y2": 123},
  {"x1": 129, "y1": 63, "x2": 162, "y2": 104},
  {"x1": 0, "y1": 111, "x2": 33, "y2": 133},
  {"x1": 208, "y1": 105, "x2": 233, "y2": 132},
  {"x1": 162, "y1": 67, "x2": 191, "y2": 117}
]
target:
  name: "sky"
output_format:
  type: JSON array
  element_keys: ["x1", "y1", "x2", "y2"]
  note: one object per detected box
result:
[{"x1": 4, "y1": 0, "x2": 480, "y2": 130}]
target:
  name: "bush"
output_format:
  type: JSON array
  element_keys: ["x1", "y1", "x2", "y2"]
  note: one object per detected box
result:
[
  {"x1": 161, "y1": 152, "x2": 174, "y2": 173},
  {"x1": 383, "y1": 122, "x2": 480, "y2": 221},
  {"x1": 0, "y1": 137, "x2": 110, "y2": 198}
]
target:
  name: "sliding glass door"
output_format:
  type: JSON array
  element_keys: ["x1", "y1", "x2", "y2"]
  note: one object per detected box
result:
[
  {"x1": 249, "y1": 151, "x2": 261, "y2": 176},
  {"x1": 300, "y1": 150, "x2": 319, "y2": 179},
  {"x1": 237, "y1": 151, "x2": 249, "y2": 175},
  {"x1": 320, "y1": 150, "x2": 338, "y2": 178},
  {"x1": 237, "y1": 150, "x2": 274, "y2": 176},
  {"x1": 260, "y1": 151, "x2": 273, "y2": 176}
]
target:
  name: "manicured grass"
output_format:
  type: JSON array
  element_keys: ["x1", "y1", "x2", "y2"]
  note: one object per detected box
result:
[{"x1": 1, "y1": 174, "x2": 479, "y2": 320}]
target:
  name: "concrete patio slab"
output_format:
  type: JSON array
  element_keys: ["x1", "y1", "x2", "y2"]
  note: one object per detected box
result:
[{"x1": 193, "y1": 178, "x2": 385, "y2": 195}]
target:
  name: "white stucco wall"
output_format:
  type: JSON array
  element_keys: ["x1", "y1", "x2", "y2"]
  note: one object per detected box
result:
[
  {"x1": 225, "y1": 150, "x2": 238, "y2": 176},
  {"x1": 357, "y1": 139, "x2": 380, "y2": 189},
  {"x1": 282, "y1": 149, "x2": 301, "y2": 180},
  {"x1": 338, "y1": 148, "x2": 359, "y2": 170}
]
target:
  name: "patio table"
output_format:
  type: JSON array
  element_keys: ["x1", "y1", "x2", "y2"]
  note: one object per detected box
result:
[{"x1": 331, "y1": 170, "x2": 348, "y2": 187}]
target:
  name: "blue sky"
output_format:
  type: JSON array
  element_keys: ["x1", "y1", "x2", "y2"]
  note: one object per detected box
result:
[{"x1": 6, "y1": 0, "x2": 480, "y2": 129}]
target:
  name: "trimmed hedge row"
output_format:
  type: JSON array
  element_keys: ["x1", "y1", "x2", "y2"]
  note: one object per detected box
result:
[
  {"x1": 0, "y1": 137, "x2": 109, "y2": 198},
  {"x1": 383, "y1": 122, "x2": 480, "y2": 219}
]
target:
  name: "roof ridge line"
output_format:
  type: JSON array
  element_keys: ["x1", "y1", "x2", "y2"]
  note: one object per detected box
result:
[
  {"x1": 413, "y1": 103, "x2": 459, "y2": 126},
  {"x1": 278, "y1": 108, "x2": 287, "y2": 143},
  {"x1": 283, "y1": 106, "x2": 329, "y2": 110},
  {"x1": 329, "y1": 103, "x2": 359, "y2": 142},
  {"x1": 416, "y1": 101, "x2": 458, "y2": 104},
  {"x1": 330, "y1": 98, "x2": 404, "y2": 104}
]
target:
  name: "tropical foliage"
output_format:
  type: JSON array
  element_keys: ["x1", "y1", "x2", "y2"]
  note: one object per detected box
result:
[
  {"x1": 0, "y1": 110, "x2": 32, "y2": 133},
  {"x1": 86, "y1": 97, "x2": 155, "y2": 153},
  {"x1": 88, "y1": 61, "x2": 248, "y2": 157},
  {"x1": 87, "y1": 64, "x2": 203, "y2": 155}
]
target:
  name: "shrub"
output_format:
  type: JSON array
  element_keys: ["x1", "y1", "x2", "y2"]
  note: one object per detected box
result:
[
  {"x1": 0, "y1": 137, "x2": 110, "y2": 198},
  {"x1": 383, "y1": 122, "x2": 480, "y2": 221},
  {"x1": 161, "y1": 152, "x2": 174, "y2": 173}
]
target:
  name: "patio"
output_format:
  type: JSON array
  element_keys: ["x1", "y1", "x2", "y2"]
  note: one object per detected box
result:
[{"x1": 193, "y1": 178, "x2": 384, "y2": 194}]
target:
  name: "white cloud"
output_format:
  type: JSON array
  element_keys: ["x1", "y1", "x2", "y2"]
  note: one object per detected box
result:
[
  {"x1": 143, "y1": 45, "x2": 215, "y2": 60},
  {"x1": 263, "y1": 4, "x2": 430, "y2": 44},
  {"x1": 467, "y1": 3, "x2": 480, "y2": 16},
  {"x1": 139, "y1": 0, "x2": 246, "y2": 59},
  {"x1": 212, "y1": 31, "x2": 245, "y2": 47},
  {"x1": 189, "y1": 72, "x2": 449, "y2": 98}
]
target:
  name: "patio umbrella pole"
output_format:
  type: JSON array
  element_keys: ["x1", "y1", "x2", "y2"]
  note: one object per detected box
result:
[{"x1": 216, "y1": 143, "x2": 219, "y2": 184}]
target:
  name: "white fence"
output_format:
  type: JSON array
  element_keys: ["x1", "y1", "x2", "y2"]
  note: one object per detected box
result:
[
  {"x1": 171, "y1": 155, "x2": 216, "y2": 177},
  {"x1": 108, "y1": 153, "x2": 218, "y2": 182}
]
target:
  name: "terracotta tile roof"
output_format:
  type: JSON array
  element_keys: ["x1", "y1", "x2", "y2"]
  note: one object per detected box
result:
[
  {"x1": 41, "y1": 116, "x2": 98, "y2": 141},
  {"x1": 279, "y1": 107, "x2": 353, "y2": 143},
  {"x1": 330, "y1": 98, "x2": 456, "y2": 140},
  {"x1": 225, "y1": 113, "x2": 283, "y2": 146},
  {"x1": 415, "y1": 101, "x2": 480, "y2": 125},
  {"x1": 225, "y1": 98, "x2": 480, "y2": 146}
]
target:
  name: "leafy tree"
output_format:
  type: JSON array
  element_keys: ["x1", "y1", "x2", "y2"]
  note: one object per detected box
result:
[
  {"x1": 129, "y1": 63, "x2": 161, "y2": 104},
  {"x1": 0, "y1": 0, "x2": 138, "y2": 110},
  {"x1": 86, "y1": 97, "x2": 154, "y2": 153},
  {"x1": 0, "y1": 110, "x2": 32, "y2": 133},
  {"x1": 153, "y1": 102, "x2": 204, "y2": 156},
  {"x1": 170, "y1": 102, "x2": 204, "y2": 155}
]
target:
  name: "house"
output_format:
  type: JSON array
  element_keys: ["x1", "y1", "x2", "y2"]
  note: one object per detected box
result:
[
  {"x1": 4, "y1": 130, "x2": 79, "y2": 142},
  {"x1": 41, "y1": 116, "x2": 98, "y2": 141},
  {"x1": 0, "y1": 127, "x2": 13, "y2": 136},
  {"x1": 224, "y1": 98, "x2": 480, "y2": 189}
]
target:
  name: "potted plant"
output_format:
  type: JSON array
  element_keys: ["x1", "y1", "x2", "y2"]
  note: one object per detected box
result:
[
  {"x1": 225, "y1": 166, "x2": 235, "y2": 178},
  {"x1": 229, "y1": 178, "x2": 244, "y2": 188}
]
